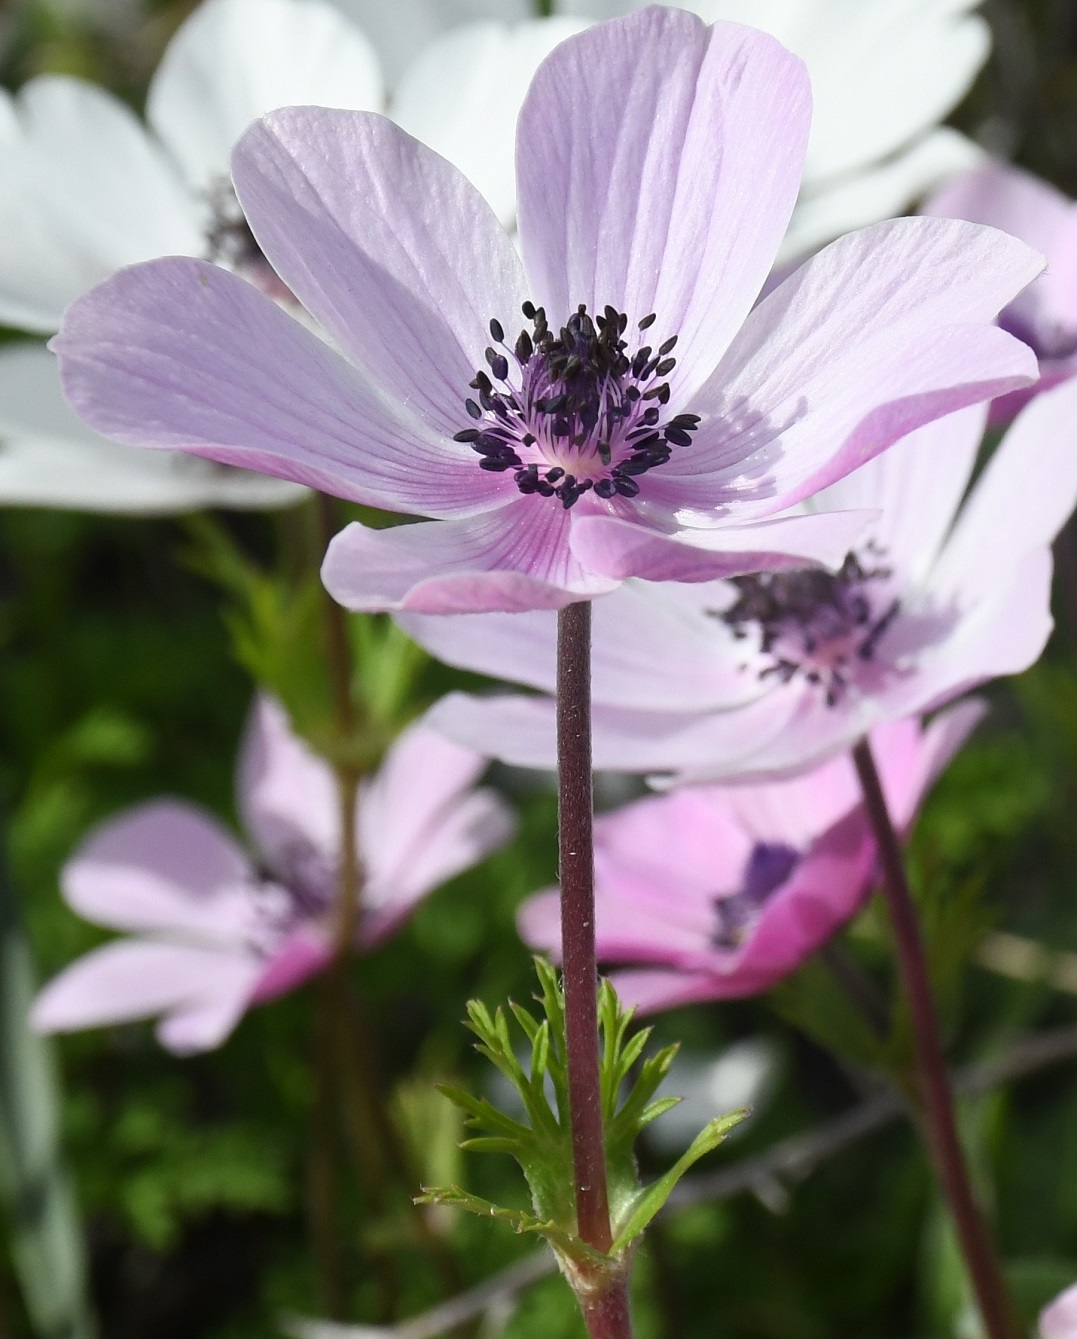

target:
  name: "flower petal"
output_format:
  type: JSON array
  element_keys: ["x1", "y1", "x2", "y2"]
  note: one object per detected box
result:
[
  {"x1": 929, "y1": 377, "x2": 1077, "y2": 605},
  {"x1": 31, "y1": 939, "x2": 259, "y2": 1046},
  {"x1": 154, "y1": 960, "x2": 263, "y2": 1054},
  {"x1": 232, "y1": 107, "x2": 527, "y2": 436},
  {"x1": 237, "y1": 695, "x2": 339, "y2": 876},
  {"x1": 1040, "y1": 1284, "x2": 1077, "y2": 1339},
  {"x1": 668, "y1": 217, "x2": 1042, "y2": 514},
  {"x1": 250, "y1": 928, "x2": 333, "y2": 1004},
  {"x1": 147, "y1": 0, "x2": 384, "y2": 190},
  {"x1": 781, "y1": 127, "x2": 985, "y2": 262},
  {"x1": 401, "y1": 578, "x2": 759, "y2": 710},
  {"x1": 569, "y1": 509, "x2": 872, "y2": 584},
  {"x1": 391, "y1": 17, "x2": 586, "y2": 227},
  {"x1": 516, "y1": 10, "x2": 810, "y2": 401},
  {"x1": 0, "y1": 77, "x2": 201, "y2": 332},
  {"x1": 322, "y1": 503, "x2": 619, "y2": 613},
  {"x1": 0, "y1": 342, "x2": 306, "y2": 513},
  {"x1": 62, "y1": 800, "x2": 258, "y2": 943},
  {"x1": 809, "y1": 403, "x2": 986, "y2": 588},
  {"x1": 608, "y1": 968, "x2": 724, "y2": 1015},
  {"x1": 52, "y1": 257, "x2": 505, "y2": 516}
]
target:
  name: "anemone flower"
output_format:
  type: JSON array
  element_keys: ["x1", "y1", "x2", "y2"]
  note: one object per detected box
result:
[
  {"x1": 53, "y1": 8, "x2": 1040, "y2": 610},
  {"x1": 31, "y1": 696, "x2": 515, "y2": 1054},
  {"x1": 1042, "y1": 1285, "x2": 1077, "y2": 1339},
  {"x1": 518, "y1": 706, "x2": 979, "y2": 1012},
  {"x1": 411, "y1": 375, "x2": 1077, "y2": 780},
  {"x1": 926, "y1": 161, "x2": 1077, "y2": 422},
  {"x1": 0, "y1": 0, "x2": 579, "y2": 513},
  {"x1": 563, "y1": 0, "x2": 988, "y2": 260}
]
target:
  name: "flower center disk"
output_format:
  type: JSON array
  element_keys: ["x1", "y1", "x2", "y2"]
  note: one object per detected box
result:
[
  {"x1": 453, "y1": 303, "x2": 700, "y2": 508},
  {"x1": 720, "y1": 548, "x2": 900, "y2": 706}
]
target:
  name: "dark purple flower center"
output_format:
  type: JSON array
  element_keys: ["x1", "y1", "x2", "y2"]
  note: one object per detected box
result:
[
  {"x1": 246, "y1": 840, "x2": 336, "y2": 954},
  {"x1": 453, "y1": 303, "x2": 700, "y2": 508},
  {"x1": 719, "y1": 547, "x2": 900, "y2": 707},
  {"x1": 205, "y1": 179, "x2": 296, "y2": 307},
  {"x1": 712, "y1": 841, "x2": 800, "y2": 949}
]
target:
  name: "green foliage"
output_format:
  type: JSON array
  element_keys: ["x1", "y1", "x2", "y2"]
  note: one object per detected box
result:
[{"x1": 422, "y1": 959, "x2": 745, "y2": 1276}]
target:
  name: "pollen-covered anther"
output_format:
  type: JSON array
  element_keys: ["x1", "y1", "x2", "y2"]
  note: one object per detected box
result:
[
  {"x1": 452, "y1": 302, "x2": 700, "y2": 508},
  {"x1": 719, "y1": 549, "x2": 900, "y2": 706}
]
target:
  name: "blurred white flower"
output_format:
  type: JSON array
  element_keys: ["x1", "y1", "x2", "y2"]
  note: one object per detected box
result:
[
  {"x1": 558, "y1": 0, "x2": 989, "y2": 260},
  {"x1": 0, "y1": 0, "x2": 577, "y2": 513}
]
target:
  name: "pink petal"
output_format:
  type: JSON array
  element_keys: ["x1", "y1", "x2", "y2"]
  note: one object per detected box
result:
[
  {"x1": 62, "y1": 799, "x2": 256, "y2": 942},
  {"x1": 609, "y1": 969, "x2": 724, "y2": 1016},
  {"x1": 322, "y1": 503, "x2": 619, "y2": 614},
  {"x1": 400, "y1": 579, "x2": 759, "y2": 713},
  {"x1": 568, "y1": 508, "x2": 872, "y2": 584},
  {"x1": 237, "y1": 695, "x2": 339, "y2": 877},
  {"x1": 32, "y1": 939, "x2": 259, "y2": 1042},
  {"x1": 232, "y1": 107, "x2": 527, "y2": 437},
  {"x1": 250, "y1": 927, "x2": 333, "y2": 1005},
  {"x1": 516, "y1": 11, "x2": 810, "y2": 403},
  {"x1": 930, "y1": 378, "x2": 1077, "y2": 606},
  {"x1": 155, "y1": 956, "x2": 265, "y2": 1053},
  {"x1": 659, "y1": 217, "x2": 1042, "y2": 514},
  {"x1": 810, "y1": 404, "x2": 986, "y2": 588},
  {"x1": 1041, "y1": 1284, "x2": 1077, "y2": 1339},
  {"x1": 51, "y1": 258, "x2": 507, "y2": 517},
  {"x1": 360, "y1": 723, "x2": 515, "y2": 935}
]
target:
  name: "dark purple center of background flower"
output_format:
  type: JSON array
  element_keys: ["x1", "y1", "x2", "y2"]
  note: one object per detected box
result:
[
  {"x1": 205, "y1": 179, "x2": 297, "y2": 308},
  {"x1": 712, "y1": 841, "x2": 800, "y2": 949},
  {"x1": 719, "y1": 546, "x2": 900, "y2": 706},
  {"x1": 453, "y1": 303, "x2": 700, "y2": 509}
]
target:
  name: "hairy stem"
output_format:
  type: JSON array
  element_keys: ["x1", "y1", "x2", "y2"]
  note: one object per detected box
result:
[
  {"x1": 556, "y1": 602, "x2": 612, "y2": 1257},
  {"x1": 578, "y1": 1277, "x2": 633, "y2": 1339},
  {"x1": 852, "y1": 738, "x2": 1019, "y2": 1339}
]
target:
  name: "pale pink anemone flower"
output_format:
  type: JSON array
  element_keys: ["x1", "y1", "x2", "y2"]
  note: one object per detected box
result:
[
  {"x1": 409, "y1": 377, "x2": 1077, "y2": 783},
  {"x1": 50, "y1": 8, "x2": 1042, "y2": 616},
  {"x1": 1041, "y1": 1284, "x2": 1077, "y2": 1339},
  {"x1": 31, "y1": 696, "x2": 515, "y2": 1054},
  {"x1": 927, "y1": 161, "x2": 1077, "y2": 423},
  {"x1": 517, "y1": 707, "x2": 979, "y2": 1012}
]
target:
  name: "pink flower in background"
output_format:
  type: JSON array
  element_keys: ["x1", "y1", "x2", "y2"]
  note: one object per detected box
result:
[
  {"x1": 31, "y1": 697, "x2": 515, "y2": 1053},
  {"x1": 1042, "y1": 1284, "x2": 1077, "y2": 1339},
  {"x1": 413, "y1": 377, "x2": 1077, "y2": 782},
  {"x1": 52, "y1": 9, "x2": 1041, "y2": 614},
  {"x1": 518, "y1": 708, "x2": 979, "y2": 1012},
  {"x1": 927, "y1": 161, "x2": 1077, "y2": 422}
]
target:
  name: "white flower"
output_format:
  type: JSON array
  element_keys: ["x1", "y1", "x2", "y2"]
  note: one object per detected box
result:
[
  {"x1": 558, "y1": 0, "x2": 989, "y2": 259},
  {"x1": 0, "y1": 0, "x2": 576, "y2": 513}
]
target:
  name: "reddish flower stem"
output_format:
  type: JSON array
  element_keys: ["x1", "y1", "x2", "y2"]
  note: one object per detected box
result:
[
  {"x1": 852, "y1": 738, "x2": 1019, "y2": 1339},
  {"x1": 556, "y1": 602, "x2": 613, "y2": 1255},
  {"x1": 578, "y1": 1277, "x2": 633, "y2": 1339}
]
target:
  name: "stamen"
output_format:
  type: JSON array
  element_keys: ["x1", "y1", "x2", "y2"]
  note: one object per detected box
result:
[{"x1": 457, "y1": 302, "x2": 700, "y2": 505}]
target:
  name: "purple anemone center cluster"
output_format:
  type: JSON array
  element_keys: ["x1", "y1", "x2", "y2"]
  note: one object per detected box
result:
[
  {"x1": 453, "y1": 303, "x2": 700, "y2": 508},
  {"x1": 712, "y1": 841, "x2": 800, "y2": 949},
  {"x1": 720, "y1": 548, "x2": 900, "y2": 707}
]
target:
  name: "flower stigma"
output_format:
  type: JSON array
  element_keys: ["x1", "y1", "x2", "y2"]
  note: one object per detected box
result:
[
  {"x1": 453, "y1": 303, "x2": 700, "y2": 508},
  {"x1": 712, "y1": 841, "x2": 800, "y2": 948},
  {"x1": 720, "y1": 548, "x2": 900, "y2": 706}
]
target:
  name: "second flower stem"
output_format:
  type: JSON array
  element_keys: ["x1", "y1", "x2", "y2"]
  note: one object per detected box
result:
[
  {"x1": 852, "y1": 738, "x2": 1018, "y2": 1339},
  {"x1": 556, "y1": 602, "x2": 613, "y2": 1255}
]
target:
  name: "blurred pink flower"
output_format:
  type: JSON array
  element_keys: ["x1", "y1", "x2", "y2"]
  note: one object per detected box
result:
[
  {"x1": 31, "y1": 696, "x2": 515, "y2": 1053},
  {"x1": 518, "y1": 708, "x2": 979, "y2": 1012},
  {"x1": 1042, "y1": 1284, "x2": 1077, "y2": 1339},
  {"x1": 413, "y1": 377, "x2": 1077, "y2": 782},
  {"x1": 51, "y1": 9, "x2": 1040, "y2": 613},
  {"x1": 927, "y1": 161, "x2": 1077, "y2": 422}
]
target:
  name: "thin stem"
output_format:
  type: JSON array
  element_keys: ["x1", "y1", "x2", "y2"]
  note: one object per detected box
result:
[
  {"x1": 556, "y1": 602, "x2": 613, "y2": 1255},
  {"x1": 852, "y1": 738, "x2": 1019, "y2": 1339}
]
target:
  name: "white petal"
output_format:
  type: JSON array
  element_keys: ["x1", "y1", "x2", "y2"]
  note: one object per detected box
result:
[
  {"x1": 148, "y1": 0, "x2": 384, "y2": 191},
  {"x1": 0, "y1": 78, "x2": 201, "y2": 331},
  {"x1": 780, "y1": 128, "x2": 986, "y2": 262},
  {"x1": 392, "y1": 17, "x2": 586, "y2": 227},
  {"x1": 0, "y1": 343, "x2": 306, "y2": 513},
  {"x1": 334, "y1": 0, "x2": 531, "y2": 89}
]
